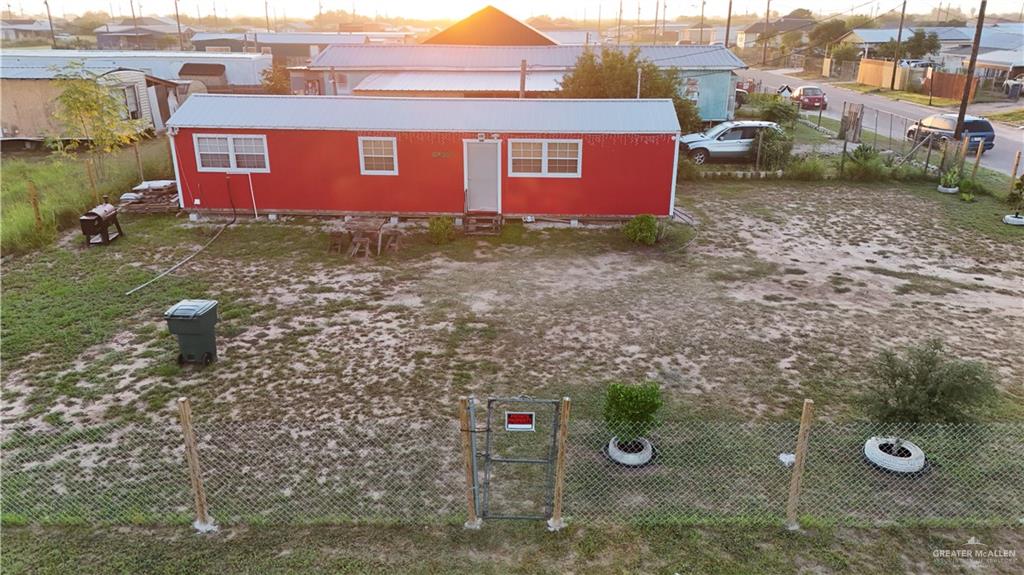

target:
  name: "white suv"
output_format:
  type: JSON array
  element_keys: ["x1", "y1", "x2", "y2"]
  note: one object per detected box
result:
[{"x1": 679, "y1": 121, "x2": 784, "y2": 165}]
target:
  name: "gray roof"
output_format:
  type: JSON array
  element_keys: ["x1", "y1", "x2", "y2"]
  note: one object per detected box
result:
[
  {"x1": 167, "y1": 94, "x2": 682, "y2": 133},
  {"x1": 308, "y1": 44, "x2": 747, "y2": 71},
  {"x1": 845, "y1": 26, "x2": 1024, "y2": 50},
  {"x1": 190, "y1": 31, "x2": 413, "y2": 45},
  {"x1": 354, "y1": 70, "x2": 566, "y2": 92}
]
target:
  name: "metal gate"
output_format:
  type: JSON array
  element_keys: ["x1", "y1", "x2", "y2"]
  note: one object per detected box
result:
[{"x1": 466, "y1": 396, "x2": 564, "y2": 521}]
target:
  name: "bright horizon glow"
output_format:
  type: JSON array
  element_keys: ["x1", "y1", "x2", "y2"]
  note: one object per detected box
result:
[{"x1": 19, "y1": 1, "x2": 1024, "y2": 23}]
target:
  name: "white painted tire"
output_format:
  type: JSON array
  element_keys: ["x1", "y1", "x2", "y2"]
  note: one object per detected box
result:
[
  {"x1": 1003, "y1": 214, "x2": 1024, "y2": 226},
  {"x1": 864, "y1": 436, "x2": 926, "y2": 474},
  {"x1": 937, "y1": 185, "x2": 959, "y2": 194},
  {"x1": 607, "y1": 437, "x2": 654, "y2": 467}
]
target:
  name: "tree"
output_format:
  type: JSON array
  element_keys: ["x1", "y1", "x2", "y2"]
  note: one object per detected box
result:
[
  {"x1": 877, "y1": 30, "x2": 940, "y2": 60},
  {"x1": 781, "y1": 30, "x2": 804, "y2": 50},
  {"x1": 845, "y1": 15, "x2": 875, "y2": 29},
  {"x1": 53, "y1": 62, "x2": 143, "y2": 154},
  {"x1": 808, "y1": 19, "x2": 848, "y2": 47},
  {"x1": 261, "y1": 64, "x2": 291, "y2": 94},
  {"x1": 862, "y1": 340, "x2": 997, "y2": 423},
  {"x1": 786, "y1": 8, "x2": 814, "y2": 19},
  {"x1": 558, "y1": 47, "x2": 702, "y2": 133},
  {"x1": 70, "y1": 11, "x2": 110, "y2": 35},
  {"x1": 831, "y1": 43, "x2": 861, "y2": 61}
]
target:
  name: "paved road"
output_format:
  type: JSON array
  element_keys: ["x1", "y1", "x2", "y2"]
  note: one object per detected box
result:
[{"x1": 742, "y1": 68, "x2": 1024, "y2": 176}]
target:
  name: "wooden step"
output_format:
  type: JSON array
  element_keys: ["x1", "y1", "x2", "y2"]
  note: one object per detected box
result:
[{"x1": 464, "y1": 213, "x2": 503, "y2": 236}]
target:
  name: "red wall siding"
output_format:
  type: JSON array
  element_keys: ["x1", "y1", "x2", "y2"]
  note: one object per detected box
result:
[{"x1": 172, "y1": 128, "x2": 675, "y2": 217}]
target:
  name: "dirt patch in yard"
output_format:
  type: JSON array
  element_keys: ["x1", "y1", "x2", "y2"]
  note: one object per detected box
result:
[{"x1": 2, "y1": 183, "x2": 1021, "y2": 430}]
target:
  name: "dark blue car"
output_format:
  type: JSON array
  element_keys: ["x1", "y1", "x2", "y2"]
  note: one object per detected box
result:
[{"x1": 906, "y1": 113, "x2": 995, "y2": 152}]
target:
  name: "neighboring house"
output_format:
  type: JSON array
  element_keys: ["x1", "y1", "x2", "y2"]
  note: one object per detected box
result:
[
  {"x1": 94, "y1": 16, "x2": 194, "y2": 50},
  {"x1": 424, "y1": 5, "x2": 556, "y2": 46},
  {"x1": 190, "y1": 31, "x2": 414, "y2": 66},
  {"x1": 166, "y1": 95, "x2": 681, "y2": 218},
  {"x1": 294, "y1": 44, "x2": 748, "y2": 121},
  {"x1": 736, "y1": 17, "x2": 814, "y2": 49},
  {"x1": 972, "y1": 48, "x2": 1024, "y2": 83},
  {"x1": 539, "y1": 30, "x2": 602, "y2": 45},
  {"x1": 3, "y1": 50, "x2": 272, "y2": 93},
  {"x1": 838, "y1": 25, "x2": 1024, "y2": 62},
  {"x1": 0, "y1": 66, "x2": 155, "y2": 143},
  {"x1": 0, "y1": 19, "x2": 55, "y2": 42}
]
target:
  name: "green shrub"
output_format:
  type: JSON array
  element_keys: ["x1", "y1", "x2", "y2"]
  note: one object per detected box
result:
[
  {"x1": 785, "y1": 155, "x2": 829, "y2": 180},
  {"x1": 862, "y1": 340, "x2": 997, "y2": 423},
  {"x1": 890, "y1": 164, "x2": 931, "y2": 182},
  {"x1": 845, "y1": 157, "x2": 890, "y2": 181},
  {"x1": 427, "y1": 216, "x2": 455, "y2": 244},
  {"x1": 623, "y1": 214, "x2": 658, "y2": 245},
  {"x1": 958, "y1": 179, "x2": 976, "y2": 202},
  {"x1": 761, "y1": 99, "x2": 799, "y2": 125},
  {"x1": 939, "y1": 167, "x2": 961, "y2": 188},
  {"x1": 753, "y1": 128, "x2": 793, "y2": 170},
  {"x1": 604, "y1": 381, "x2": 663, "y2": 443},
  {"x1": 1008, "y1": 173, "x2": 1024, "y2": 210},
  {"x1": 850, "y1": 144, "x2": 880, "y2": 163}
]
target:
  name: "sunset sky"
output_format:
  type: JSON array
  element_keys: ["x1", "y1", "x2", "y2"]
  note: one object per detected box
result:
[{"x1": 23, "y1": 0, "x2": 1024, "y2": 22}]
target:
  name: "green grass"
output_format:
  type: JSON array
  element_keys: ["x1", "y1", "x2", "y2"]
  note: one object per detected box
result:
[
  {"x1": 1, "y1": 138, "x2": 173, "y2": 254},
  {"x1": 987, "y1": 108, "x2": 1024, "y2": 127},
  {"x1": 3, "y1": 524, "x2": 1022, "y2": 574},
  {"x1": 835, "y1": 83, "x2": 961, "y2": 107}
]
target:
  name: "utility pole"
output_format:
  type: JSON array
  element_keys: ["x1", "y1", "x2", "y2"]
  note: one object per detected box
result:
[
  {"x1": 761, "y1": 0, "x2": 771, "y2": 66},
  {"x1": 954, "y1": 0, "x2": 987, "y2": 139},
  {"x1": 265, "y1": 0, "x2": 271, "y2": 32},
  {"x1": 43, "y1": 0, "x2": 56, "y2": 48},
  {"x1": 617, "y1": 0, "x2": 623, "y2": 45},
  {"x1": 889, "y1": 0, "x2": 907, "y2": 90},
  {"x1": 699, "y1": 0, "x2": 705, "y2": 44},
  {"x1": 636, "y1": 1, "x2": 641, "y2": 44},
  {"x1": 725, "y1": 0, "x2": 733, "y2": 48},
  {"x1": 174, "y1": 0, "x2": 183, "y2": 50},
  {"x1": 653, "y1": 0, "x2": 659, "y2": 44}
]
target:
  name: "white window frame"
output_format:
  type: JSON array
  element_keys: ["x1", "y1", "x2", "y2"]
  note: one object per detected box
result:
[
  {"x1": 507, "y1": 138, "x2": 583, "y2": 178},
  {"x1": 358, "y1": 136, "x2": 399, "y2": 176},
  {"x1": 192, "y1": 133, "x2": 271, "y2": 174}
]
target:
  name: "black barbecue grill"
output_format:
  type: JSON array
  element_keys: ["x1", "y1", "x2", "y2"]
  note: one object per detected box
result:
[{"x1": 80, "y1": 195, "x2": 125, "y2": 246}]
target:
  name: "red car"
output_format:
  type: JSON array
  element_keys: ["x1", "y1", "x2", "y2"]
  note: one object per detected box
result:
[{"x1": 791, "y1": 86, "x2": 828, "y2": 110}]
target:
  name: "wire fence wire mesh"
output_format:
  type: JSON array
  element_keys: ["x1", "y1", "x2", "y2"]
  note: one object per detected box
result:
[
  {"x1": 2, "y1": 418, "x2": 1023, "y2": 527},
  {"x1": 194, "y1": 420, "x2": 465, "y2": 524}
]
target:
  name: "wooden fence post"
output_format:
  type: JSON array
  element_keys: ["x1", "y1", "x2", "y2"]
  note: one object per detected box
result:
[
  {"x1": 177, "y1": 397, "x2": 216, "y2": 532},
  {"x1": 134, "y1": 141, "x2": 145, "y2": 183},
  {"x1": 785, "y1": 399, "x2": 815, "y2": 531},
  {"x1": 547, "y1": 396, "x2": 572, "y2": 532},
  {"x1": 1009, "y1": 151, "x2": 1021, "y2": 196},
  {"x1": 957, "y1": 135, "x2": 970, "y2": 173},
  {"x1": 458, "y1": 397, "x2": 481, "y2": 529},
  {"x1": 971, "y1": 143, "x2": 984, "y2": 182},
  {"x1": 27, "y1": 181, "x2": 43, "y2": 234},
  {"x1": 85, "y1": 158, "x2": 99, "y2": 204}
]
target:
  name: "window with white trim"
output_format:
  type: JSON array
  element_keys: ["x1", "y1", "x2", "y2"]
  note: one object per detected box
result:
[
  {"x1": 508, "y1": 139, "x2": 582, "y2": 178},
  {"x1": 358, "y1": 137, "x2": 398, "y2": 175},
  {"x1": 193, "y1": 134, "x2": 269, "y2": 173}
]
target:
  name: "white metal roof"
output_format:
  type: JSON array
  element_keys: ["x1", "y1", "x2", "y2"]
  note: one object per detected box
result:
[
  {"x1": 0, "y1": 65, "x2": 119, "y2": 79},
  {"x1": 167, "y1": 94, "x2": 681, "y2": 134},
  {"x1": 309, "y1": 44, "x2": 747, "y2": 71},
  {"x1": 191, "y1": 31, "x2": 413, "y2": 45},
  {"x1": 353, "y1": 71, "x2": 566, "y2": 92},
  {"x1": 1, "y1": 49, "x2": 271, "y2": 85},
  {"x1": 975, "y1": 49, "x2": 1024, "y2": 68}
]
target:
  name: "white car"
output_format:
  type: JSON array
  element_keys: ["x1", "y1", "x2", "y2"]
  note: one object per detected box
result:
[
  {"x1": 679, "y1": 121, "x2": 784, "y2": 165},
  {"x1": 1003, "y1": 74, "x2": 1024, "y2": 95}
]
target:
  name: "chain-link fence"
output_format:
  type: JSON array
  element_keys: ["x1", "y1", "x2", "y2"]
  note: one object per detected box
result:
[{"x1": 3, "y1": 413, "x2": 1023, "y2": 528}]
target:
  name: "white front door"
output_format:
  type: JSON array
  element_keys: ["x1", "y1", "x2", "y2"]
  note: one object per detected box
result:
[{"x1": 464, "y1": 141, "x2": 500, "y2": 213}]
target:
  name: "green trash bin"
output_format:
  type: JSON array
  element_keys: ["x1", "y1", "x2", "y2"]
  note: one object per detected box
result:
[{"x1": 165, "y1": 299, "x2": 219, "y2": 366}]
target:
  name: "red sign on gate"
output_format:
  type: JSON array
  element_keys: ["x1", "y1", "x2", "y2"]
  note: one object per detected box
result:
[{"x1": 505, "y1": 411, "x2": 535, "y2": 432}]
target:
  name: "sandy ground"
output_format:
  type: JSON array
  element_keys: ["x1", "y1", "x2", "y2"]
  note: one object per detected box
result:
[{"x1": 3, "y1": 183, "x2": 1022, "y2": 430}]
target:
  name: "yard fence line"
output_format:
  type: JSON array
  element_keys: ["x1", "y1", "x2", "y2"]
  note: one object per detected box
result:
[{"x1": 3, "y1": 399, "x2": 1023, "y2": 530}]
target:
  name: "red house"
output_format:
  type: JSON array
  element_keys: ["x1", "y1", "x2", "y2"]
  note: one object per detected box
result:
[{"x1": 167, "y1": 94, "x2": 681, "y2": 219}]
